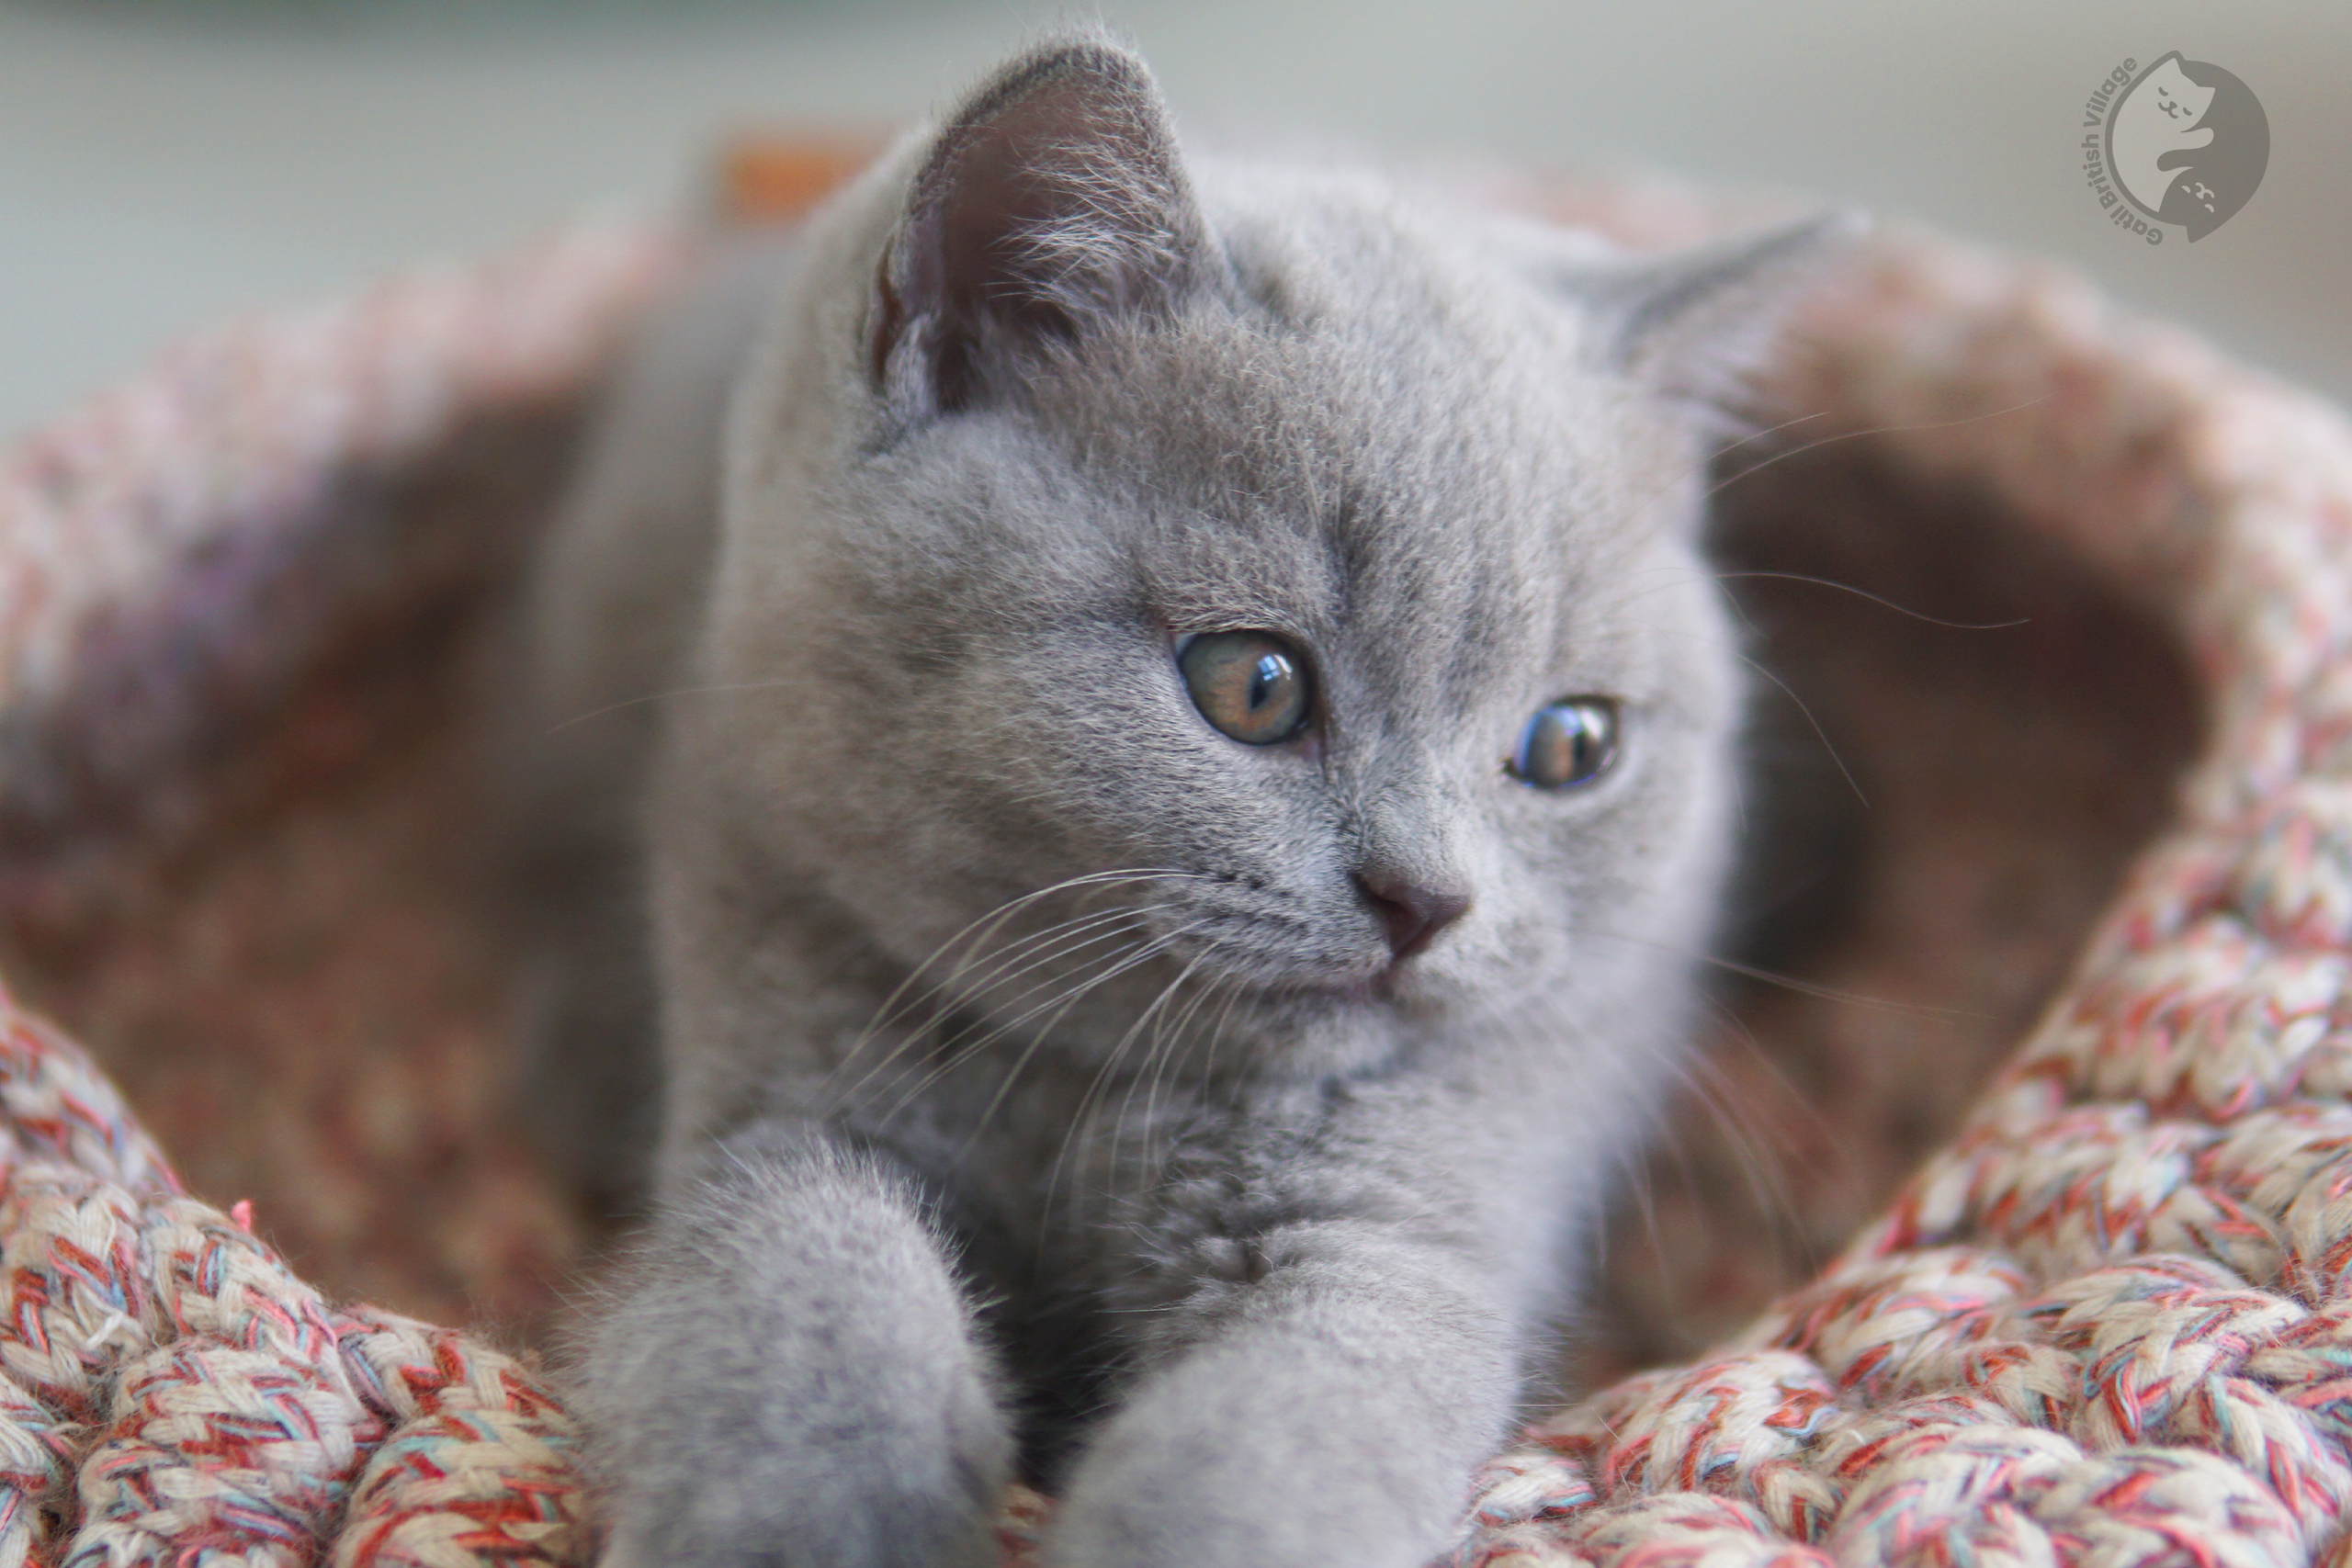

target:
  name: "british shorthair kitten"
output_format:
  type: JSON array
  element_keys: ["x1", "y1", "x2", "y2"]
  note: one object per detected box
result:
[{"x1": 526, "y1": 33, "x2": 1855, "y2": 1568}]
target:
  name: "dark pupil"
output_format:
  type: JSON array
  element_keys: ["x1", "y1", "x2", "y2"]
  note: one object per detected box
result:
[
  {"x1": 1513, "y1": 700, "x2": 1616, "y2": 788},
  {"x1": 1182, "y1": 632, "x2": 1310, "y2": 745},
  {"x1": 1246, "y1": 657, "x2": 1283, "y2": 714}
]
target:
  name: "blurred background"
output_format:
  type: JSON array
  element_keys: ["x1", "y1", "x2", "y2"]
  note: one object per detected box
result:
[{"x1": 1, "y1": 0, "x2": 2346, "y2": 439}]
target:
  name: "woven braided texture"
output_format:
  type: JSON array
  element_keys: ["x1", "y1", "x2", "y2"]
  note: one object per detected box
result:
[
  {"x1": 6, "y1": 164, "x2": 2352, "y2": 1564},
  {"x1": 0, "y1": 991, "x2": 587, "y2": 1566}
]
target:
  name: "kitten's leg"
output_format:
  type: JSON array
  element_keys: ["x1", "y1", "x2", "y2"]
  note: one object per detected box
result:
[
  {"x1": 514, "y1": 820, "x2": 663, "y2": 1214},
  {"x1": 582, "y1": 1129, "x2": 1014, "y2": 1568},
  {"x1": 1042, "y1": 1225, "x2": 1514, "y2": 1568}
]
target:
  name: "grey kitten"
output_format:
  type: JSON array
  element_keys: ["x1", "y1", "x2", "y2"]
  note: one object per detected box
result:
[{"x1": 527, "y1": 35, "x2": 1854, "y2": 1568}]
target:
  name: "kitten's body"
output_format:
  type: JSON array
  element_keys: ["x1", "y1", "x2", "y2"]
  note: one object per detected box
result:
[{"x1": 532, "y1": 39, "x2": 1849, "y2": 1568}]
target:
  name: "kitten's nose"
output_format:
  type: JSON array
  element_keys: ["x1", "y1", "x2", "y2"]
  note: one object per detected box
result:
[{"x1": 1353, "y1": 872, "x2": 1470, "y2": 964}]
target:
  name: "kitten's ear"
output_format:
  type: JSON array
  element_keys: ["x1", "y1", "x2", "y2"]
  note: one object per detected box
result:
[
  {"x1": 1560, "y1": 211, "x2": 1868, "y2": 414},
  {"x1": 868, "y1": 38, "x2": 1210, "y2": 419}
]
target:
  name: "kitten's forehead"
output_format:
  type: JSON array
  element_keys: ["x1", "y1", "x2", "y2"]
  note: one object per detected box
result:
[{"x1": 1009, "y1": 191, "x2": 1679, "y2": 706}]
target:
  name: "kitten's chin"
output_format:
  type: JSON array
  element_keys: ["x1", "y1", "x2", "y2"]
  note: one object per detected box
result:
[
  {"x1": 1238, "y1": 988, "x2": 1453, "y2": 1079},
  {"x1": 1247, "y1": 957, "x2": 1468, "y2": 1034},
  {"x1": 1268, "y1": 964, "x2": 1429, "y2": 1009}
]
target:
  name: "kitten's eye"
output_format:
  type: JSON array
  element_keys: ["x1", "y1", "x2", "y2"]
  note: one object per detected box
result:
[
  {"x1": 1179, "y1": 631, "x2": 1312, "y2": 746},
  {"x1": 1509, "y1": 699, "x2": 1619, "y2": 789}
]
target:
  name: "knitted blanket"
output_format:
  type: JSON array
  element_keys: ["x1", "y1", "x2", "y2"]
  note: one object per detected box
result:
[
  {"x1": 1, "y1": 157, "x2": 2348, "y2": 1564},
  {"x1": 0, "y1": 999, "x2": 583, "y2": 1563}
]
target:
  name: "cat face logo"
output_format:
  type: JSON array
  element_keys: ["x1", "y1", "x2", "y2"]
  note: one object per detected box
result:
[{"x1": 2096, "y1": 52, "x2": 2269, "y2": 241}]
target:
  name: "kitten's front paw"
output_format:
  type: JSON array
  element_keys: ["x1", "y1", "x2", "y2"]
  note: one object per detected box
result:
[
  {"x1": 580, "y1": 1147, "x2": 1015, "y2": 1568},
  {"x1": 1041, "y1": 1439, "x2": 1444, "y2": 1568},
  {"x1": 1037, "y1": 1337, "x2": 1481, "y2": 1568},
  {"x1": 596, "y1": 1462, "x2": 1006, "y2": 1568}
]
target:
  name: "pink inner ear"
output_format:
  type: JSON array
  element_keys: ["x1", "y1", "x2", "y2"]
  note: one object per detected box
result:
[
  {"x1": 873, "y1": 45, "x2": 1204, "y2": 414},
  {"x1": 910, "y1": 99, "x2": 1094, "y2": 410}
]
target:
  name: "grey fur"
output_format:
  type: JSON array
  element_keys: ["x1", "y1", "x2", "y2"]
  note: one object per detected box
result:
[{"x1": 530, "y1": 35, "x2": 1855, "y2": 1568}]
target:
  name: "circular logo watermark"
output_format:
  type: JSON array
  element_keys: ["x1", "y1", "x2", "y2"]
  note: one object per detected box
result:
[{"x1": 2081, "y1": 52, "x2": 2269, "y2": 244}]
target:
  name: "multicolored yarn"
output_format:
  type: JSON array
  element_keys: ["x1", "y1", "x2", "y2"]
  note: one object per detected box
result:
[
  {"x1": 6, "y1": 160, "x2": 2352, "y2": 1563},
  {"x1": 0, "y1": 995, "x2": 584, "y2": 1565}
]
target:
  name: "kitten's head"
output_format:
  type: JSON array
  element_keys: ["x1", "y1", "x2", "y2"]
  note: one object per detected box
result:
[{"x1": 694, "y1": 38, "x2": 1857, "y2": 1077}]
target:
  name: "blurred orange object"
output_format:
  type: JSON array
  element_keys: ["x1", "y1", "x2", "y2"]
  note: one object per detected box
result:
[{"x1": 718, "y1": 132, "x2": 887, "y2": 224}]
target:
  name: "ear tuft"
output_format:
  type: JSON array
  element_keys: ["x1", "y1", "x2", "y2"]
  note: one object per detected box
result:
[
  {"x1": 870, "y1": 38, "x2": 1209, "y2": 419},
  {"x1": 1562, "y1": 210, "x2": 1869, "y2": 415}
]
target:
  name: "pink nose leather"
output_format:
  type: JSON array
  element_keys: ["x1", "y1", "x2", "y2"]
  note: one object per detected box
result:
[{"x1": 1354, "y1": 873, "x2": 1471, "y2": 964}]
